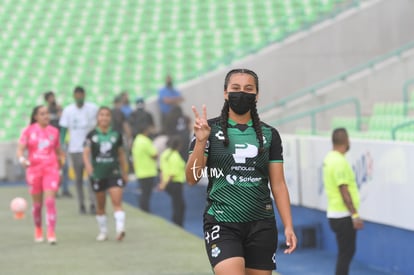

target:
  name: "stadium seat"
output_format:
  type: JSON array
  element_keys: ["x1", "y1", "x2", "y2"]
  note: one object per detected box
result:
[{"x1": 0, "y1": 0, "x2": 351, "y2": 141}]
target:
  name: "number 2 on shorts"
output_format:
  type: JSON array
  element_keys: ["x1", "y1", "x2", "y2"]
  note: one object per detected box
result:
[{"x1": 205, "y1": 225, "x2": 220, "y2": 244}]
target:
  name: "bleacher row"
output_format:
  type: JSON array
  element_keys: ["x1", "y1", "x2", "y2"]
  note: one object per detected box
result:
[
  {"x1": 329, "y1": 97, "x2": 414, "y2": 141},
  {"x1": 0, "y1": 0, "x2": 356, "y2": 142}
]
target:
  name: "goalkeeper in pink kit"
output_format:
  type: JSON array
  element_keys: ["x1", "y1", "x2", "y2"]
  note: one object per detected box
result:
[{"x1": 16, "y1": 105, "x2": 64, "y2": 244}]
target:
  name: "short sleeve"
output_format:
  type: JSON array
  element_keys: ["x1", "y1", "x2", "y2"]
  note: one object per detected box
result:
[
  {"x1": 59, "y1": 107, "x2": 69, "y2": 128},
  {"x1": 332, "y1": 160, "x2": 349, "y2": 186},
  {"x1": 84, "y1": 130, "x2": 94, "y2": 148},
  {"x1": 269, "y1": 128, "x2": 283, "y2": 162},
  {"x1": 188, "y1": 135, "x2": 209, "y2": 156},
  {"x1": 116, "y1": 131, "x2": 123, "y2": 148},
  {"x1": 18, "y1": 127, "x2": 29, "y2": 145},
  {"x1": 148, "y1": 140, "x2": 158, "y2": 157}
]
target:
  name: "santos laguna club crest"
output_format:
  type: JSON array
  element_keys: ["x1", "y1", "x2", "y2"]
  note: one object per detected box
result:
[{"x1": 211, "y1": 244, "x2": 221, "y2": 258}]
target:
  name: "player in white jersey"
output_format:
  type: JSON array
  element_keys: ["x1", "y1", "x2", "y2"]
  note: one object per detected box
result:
[{"x1": 59, "y1": 86, "x2": 98, "y2": 214}]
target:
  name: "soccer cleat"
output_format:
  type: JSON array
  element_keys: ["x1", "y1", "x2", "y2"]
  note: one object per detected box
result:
[
  {"x1": 96, "y1": 232, "x2": 108, "y2": 241},
  {"x1": 47, "y1": 231, "x2": 57, "y2": 245},
  {"x1": 116, "y1": 231, "x2": 125, "y2": 241},
  {"x1": 34, "y1": 227, "x2": 44, "y2": 243}
]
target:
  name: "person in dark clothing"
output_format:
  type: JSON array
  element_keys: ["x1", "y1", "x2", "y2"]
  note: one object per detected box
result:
[
  {"x1": 163, "y1": 105, "x2": 191, "y2": 161},
  {"x1": 44, "y1": 91, "x2": 62, "y2": 129},
  {"x1": 159, "y1": 135, "x2": 186, "y2": 227},
  {"x1": 128, "y1": 97, "x2": 155, "y2": 138},
  {"x1": 112, "y1": 95, "x2": 132, "y2": 148}
]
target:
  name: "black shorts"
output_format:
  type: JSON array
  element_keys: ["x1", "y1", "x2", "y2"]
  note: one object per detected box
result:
[
  {"x1": 90, "y1": 177, "x2": 125, "y2": 192},
  {"x1": 203, "y1": 214, "x2": 278, "y2": 270}
]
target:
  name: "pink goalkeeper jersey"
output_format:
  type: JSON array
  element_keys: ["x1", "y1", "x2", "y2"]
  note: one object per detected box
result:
[{"x1": 19, "y1": 123, "x2": 60, "y2": 167}]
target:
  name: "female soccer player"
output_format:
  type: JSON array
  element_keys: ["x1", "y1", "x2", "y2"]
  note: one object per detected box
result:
[
  {"x1": 186, "y1": 69, "x2": 297, "y2": 275},
  {"x1": 159, "y1": 135, "x2": 186, "y2": 227},
  {"x1": 83, "y1": 107, "x2": 129, "y2": 241},
  {"x1": 17, "y1": 105, "x2": 64, "y2": 244}
]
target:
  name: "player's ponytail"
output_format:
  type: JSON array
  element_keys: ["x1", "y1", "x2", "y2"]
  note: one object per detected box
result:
[{"x1": 220, "y1": 100, "x2": 230, "y2": 147}]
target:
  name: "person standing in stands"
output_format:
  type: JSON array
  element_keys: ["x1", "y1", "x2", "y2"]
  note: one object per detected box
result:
[
  {"x1": 163, "y1": 105, "x2": 191, "y2": 161},
  {"x1": 44, "y1": 91, "x2": 62, "y2": 129},
  {"x1": 159, "y1": 135, "x2": 186, "y2": 227},
  {"x1": 83, "y1": 107, "x2": 129, "y2": 241},
  {"x1": 323, "y1": 128, "x2": 364, "y2": 275},
  {"x1": 128, "y1": 97, "x2": 155, "y2": 139},
  {"x1": 59, "y1": 86, "x2": 98, "y2": 214},
  {"x1": 131, "y1": 123, "x2": 158, "y2": 212},
  {"x1": 186, "y1": 69, "x2": 297, "y2": 275},
  {"x1": 158, "y1": 75, "x2": 184, "y2": 133},
  {"x1": 17, "y1": 105, "x2": 64, "y2": 244},
  {"x1": 111, "y1": 95, "x2": 132, "y2": 148},
  {"x1": 44, "y1": 91, "x2": 72, "y2": 198},
  {"x1": 120, "y1": 91, "x2": 133, "y2": 119}
]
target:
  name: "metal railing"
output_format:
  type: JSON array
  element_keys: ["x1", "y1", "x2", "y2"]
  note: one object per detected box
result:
[
  {"x1": 391, "y1": 120, "x2": 414, "y2": 140},
  {"x1": 402, "y1": 78, "x2": 414, "y2": 116},
  {"x1": 260, "y1": 40, "x2": 414, "y2": 114},
  {"x1": 269, "y1": 97, "x2": 361, "y2": 134}
]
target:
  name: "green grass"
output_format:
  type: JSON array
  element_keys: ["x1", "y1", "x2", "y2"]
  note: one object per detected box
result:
[{"x1": 0, "y1": 185, "x2": 212, "y2": 275}]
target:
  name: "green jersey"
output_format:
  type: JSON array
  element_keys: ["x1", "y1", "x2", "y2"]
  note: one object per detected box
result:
[
  {"x1": 189, "y1": 117, "x2": 284, "y2": 222},
  {"x1": 84, "y1": 128, "x2": 123, "y2": 180}
]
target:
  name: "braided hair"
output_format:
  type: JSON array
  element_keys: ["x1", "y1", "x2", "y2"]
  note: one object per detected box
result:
[{"x1": 220, "y1": 69, "x2": 264, "y2": 152}]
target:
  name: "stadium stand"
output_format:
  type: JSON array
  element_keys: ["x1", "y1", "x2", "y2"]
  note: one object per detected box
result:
[
  {"x1": 262, "y1": 40, "x2": 414, "y2": 142},
  {"x1": 0, "y1": 0, "x2": 359, "y2": 142}
]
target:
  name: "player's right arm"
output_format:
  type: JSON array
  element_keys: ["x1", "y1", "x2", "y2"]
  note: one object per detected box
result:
[
  {"x1": 59, "y1": 127, "x2": 67, "y2": 146},
  {"x1": 83, "y1": 134, "x2": 94, "y2": 177},
  {"x1": 59, "y1": 106, "x2": 69, "y2": 145},
  {"x1": 16, "y1": 143, "x2": 30, "y2": 167},
  {"x1": 16, "y1": 127, "x2": 30, "y2": 167},
  {"x1": 185, "y1": 105, "x2": 210, "y2": 185}
]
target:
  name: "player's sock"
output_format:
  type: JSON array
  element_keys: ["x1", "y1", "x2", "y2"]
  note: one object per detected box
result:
[
  {"x1": 32, "y1": 202, "x2": 42, "y2": 228},
  {"x1": 45, "y1": 197, "x2": 57, "y2": 234},
  {"x1": 114, "y1": 210, "x2": 126, "y2": 241},
  {"x1": 96, "y1": 215, "x2": 107, "y2": 234},
  {"x1": 96, "y1": 215, "x2": 108, "y2": 241},
  {"x1": 114, "y1": 210, "x2": 125, "y2": 233}
]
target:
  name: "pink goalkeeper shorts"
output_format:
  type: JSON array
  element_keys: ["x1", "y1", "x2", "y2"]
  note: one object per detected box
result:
[{"x1": 26, "y1": 165, "x2": 60, "y2": 195}]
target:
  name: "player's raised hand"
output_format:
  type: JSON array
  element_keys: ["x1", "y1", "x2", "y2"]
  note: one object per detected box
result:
[{"x1": 191, "y1": 104, "x2": 211, "y2": 142}]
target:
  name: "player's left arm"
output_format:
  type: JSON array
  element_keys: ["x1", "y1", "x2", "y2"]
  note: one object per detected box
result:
[
  {"x1": 339, "y1": 184, "x2": 364, "y2": 229},
  {"x1": 54, "y1": 129, "x2": 65, "y2": 168},
  {"x1": 269, "y1": 162, "x2": 297, "y2": 254},
  {"x1": 55, "y1": 147, "x2": 65, "y2": 168},
  {"x1": 118, "y1": 147, "x2": 129, "y2": 184}
]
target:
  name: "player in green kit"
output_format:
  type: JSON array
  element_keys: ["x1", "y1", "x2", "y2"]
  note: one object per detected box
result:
[
  {"x1": 186, "y1": 69, "x2": 297, "y2": 275},
  {"x1": 83, "y1": 107, "x2": 129, "y2": 241}
]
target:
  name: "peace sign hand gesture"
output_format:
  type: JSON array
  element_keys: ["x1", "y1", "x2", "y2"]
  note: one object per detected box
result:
[{"x1": 192, "y1": 105, "x2": 211, "y2": 143}]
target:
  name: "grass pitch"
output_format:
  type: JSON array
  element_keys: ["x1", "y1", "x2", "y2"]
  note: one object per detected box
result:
[{"x1": 0, "y1": 185, "x2": 212, "y2": 275}]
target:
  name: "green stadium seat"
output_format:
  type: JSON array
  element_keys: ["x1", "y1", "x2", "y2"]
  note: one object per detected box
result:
[
  {"x1": 331, "y1": 116, "x2": 359, "y2": 131},
  {"x1": 0, "y1": 0, "x2": 351, "y2": 141}
]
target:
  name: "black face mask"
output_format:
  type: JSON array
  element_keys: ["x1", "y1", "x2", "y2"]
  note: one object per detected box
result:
[{"x1": 227, "y1": 92, "x2": 256, "y2": 115}]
